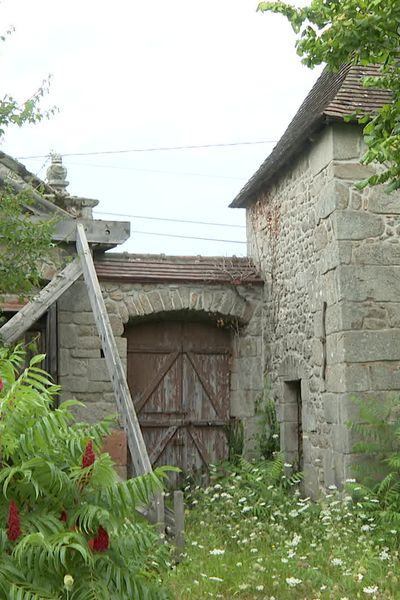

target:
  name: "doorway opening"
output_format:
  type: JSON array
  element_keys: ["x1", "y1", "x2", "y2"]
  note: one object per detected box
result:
[{"x1": 283, "y1": 380, "x2": 303, "y2": 471}]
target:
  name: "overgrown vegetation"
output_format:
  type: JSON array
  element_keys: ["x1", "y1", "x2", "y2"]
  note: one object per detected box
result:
[
  {"x1": 255, "y1": 376, "x2": 280, "y2": 460},
  {"x1": 347, "y1": 396, "x2": 400, "y2": 532},
  {"x1": 165, "y1": 392, "x2": 400, "y2": 599},
  {"x1": 0, "y1": 345, "x2": 171, "y2": 599},
  {"x1": 166, "y1": 455, "x2": 400, "y2": 599}
]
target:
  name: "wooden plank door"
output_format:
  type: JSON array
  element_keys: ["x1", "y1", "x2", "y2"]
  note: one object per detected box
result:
[
  {"x1": 126, "y1": 320, "x2": 231, "y2": 478},
  {"x1": 182, "y1": 322, "x2": 230, "y2": 474}
]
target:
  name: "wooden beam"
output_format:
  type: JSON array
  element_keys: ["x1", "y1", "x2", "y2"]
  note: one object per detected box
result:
[
  {"x1": 75, "y1": 223, "x2": 152, "y2": 476},
  {"x1": 39, "y1": 218, "x2": 131, "y2": 245},
  {"x1": 0, "y1": 258, "x2": 82, "y2": 345},
  {"x1": 0, "y1": 174, "x2": 70, "y2": 218}
]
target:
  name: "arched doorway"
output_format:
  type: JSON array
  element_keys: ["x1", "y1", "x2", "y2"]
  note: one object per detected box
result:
[{"x1": 125, "y1": 318, "x2": 231, "y2": 477}]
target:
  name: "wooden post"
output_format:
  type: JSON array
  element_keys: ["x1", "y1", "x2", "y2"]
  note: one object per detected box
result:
[
  {"x1": 154, "y1": 492, "x2": 165, "y2": 537},
  {"x1": 75, "y1": 223, "x2": 152, "y2": 476},
  {"x1": 173, "y1": 490, "x2": 185, "y2": 556},
  {"x1": 0, "y1": 258, "x2": 82, "y2": 345}
]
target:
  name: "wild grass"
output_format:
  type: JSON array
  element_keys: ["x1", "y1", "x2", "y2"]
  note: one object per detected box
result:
[{"x1": 164, "y1": 457, "x2": 400, "y2": 599}]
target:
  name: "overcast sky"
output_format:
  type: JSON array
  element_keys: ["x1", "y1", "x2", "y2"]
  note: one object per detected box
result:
[{"x1": 1, "y1": 0, "x2": 321, "y2": 256}]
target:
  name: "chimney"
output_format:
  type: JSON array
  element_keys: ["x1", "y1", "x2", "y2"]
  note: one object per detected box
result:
[{"x1": 46, "y1": 153, "x2": 99, "y2": 219}]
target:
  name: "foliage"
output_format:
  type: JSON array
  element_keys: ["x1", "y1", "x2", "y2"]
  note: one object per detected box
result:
[
  {"x1": 257, "y1": 0, "x2": 400, "y2": 191},
  {"x1": 0, "y1": 345, "x2": 171, "y2": 599},
  {"x1": 347, "y1": 396, "x2": 400, "y2": 532},
  {"x1": 0, "y1": 26, "x2": 56, "y2": 297},
  {"x1": 223, "y1": 419, "x2": 244, "y2": 462},
  {"x1": 0, "y1": 24, "x2": 55, "y2": 139},
  {"x1": 167, "y1": 457, "x2": 400, "y2": 599},
  {"x1": 0, "y1": 191, "x2": 54, "y2": 295},
  {"x1": 255, "y1": 375, "x2": 280, "y2": 459}
]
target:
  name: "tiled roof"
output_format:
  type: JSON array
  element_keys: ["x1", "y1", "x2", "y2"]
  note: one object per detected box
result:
[
  {"x1": 95, "y1": 253, "x2": 263, "y2": 285},
  {"x1": 230, "y1": 64, "x2": 392, "y2": 208}
]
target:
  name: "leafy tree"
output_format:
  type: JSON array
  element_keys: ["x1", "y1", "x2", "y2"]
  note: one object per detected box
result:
[
  {"x1": 0, "y1": 192, "x2": 54, "y2": 295},
  {"x1": 0, "y1": 27, "x2": 56, "y2": 296},
  {"x1": 257, "y1": 0, "x2": 400, "y2": 191},
  {"x1": 0, "y1": 345, "x2": 171, "y2": 599}
]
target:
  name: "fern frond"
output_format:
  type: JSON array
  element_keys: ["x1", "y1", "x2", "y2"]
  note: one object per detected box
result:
[{"x1": 8, "y1": 581, "x2": 59, "y2": 600}]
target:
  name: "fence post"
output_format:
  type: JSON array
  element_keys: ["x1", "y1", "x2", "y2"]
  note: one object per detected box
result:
[{"x1": 173, "y1": 490, "x2": 185, "y2": 557}]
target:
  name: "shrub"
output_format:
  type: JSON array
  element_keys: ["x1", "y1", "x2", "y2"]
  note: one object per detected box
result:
[
  {"x1": 0, "y1": 345, "x2": 171, "y2": 599},
  {"x1": 348, "y1": 395, "x2": 400, "y2": 531}
]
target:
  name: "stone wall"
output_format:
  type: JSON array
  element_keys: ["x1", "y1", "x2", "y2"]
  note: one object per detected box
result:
[
  {"x1": 247, "y1": 122, "x2": 400, "y2": 495},
  {"x1": 324, "y1": 124, "x2": 400, "y2": 486},
  {"x1": 57, "y1": 277, "x2": 263, "y2": 473}
]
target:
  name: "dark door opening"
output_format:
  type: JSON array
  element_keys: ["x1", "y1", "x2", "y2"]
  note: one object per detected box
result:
[{"x1": 284, "y1": 380, "x2": 303, "y2": 471}]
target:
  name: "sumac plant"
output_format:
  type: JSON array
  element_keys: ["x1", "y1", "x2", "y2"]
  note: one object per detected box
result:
[{"x1": 0, "y1": 345, "x2": 171, "y2": 600}]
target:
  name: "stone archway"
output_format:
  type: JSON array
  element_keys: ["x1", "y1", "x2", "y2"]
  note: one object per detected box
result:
[{"x1": 119, "y1": 286, "x2": 252, "y2": 324}]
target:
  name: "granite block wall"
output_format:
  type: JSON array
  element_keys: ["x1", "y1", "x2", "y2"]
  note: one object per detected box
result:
[{"x1": 247, "y1": 122, "x2": 400, "y2": 495}]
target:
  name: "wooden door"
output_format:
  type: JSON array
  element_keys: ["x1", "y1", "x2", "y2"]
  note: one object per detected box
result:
[{"x1": 126, "y1": 320, "x2": 231, "y2": 477}]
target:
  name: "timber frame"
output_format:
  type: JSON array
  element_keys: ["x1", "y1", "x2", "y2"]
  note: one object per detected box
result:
[{"x1": 0, "y1": 191, "x2": 184, "y2": 548}]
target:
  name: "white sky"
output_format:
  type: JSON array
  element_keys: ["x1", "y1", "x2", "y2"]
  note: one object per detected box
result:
[{"x1": 1, "y1": 0, "x2": 321, "y2": 256}]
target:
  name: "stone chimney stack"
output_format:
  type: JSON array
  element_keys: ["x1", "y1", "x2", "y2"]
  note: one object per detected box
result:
[
  {"x1": 46, "y1": 153, "x2": 99, "y2": 219},
  {"x1": 46, "y1": 153, "x2": 69, "y2": 195}
]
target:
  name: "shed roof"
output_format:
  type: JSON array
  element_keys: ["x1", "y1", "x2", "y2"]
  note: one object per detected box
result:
[
  {"x1": 95, "y1": 253, "x2": 263, "y2": 285},
  {"x1": 230, "y1": 64, "x2": 392, "y2": 208}
]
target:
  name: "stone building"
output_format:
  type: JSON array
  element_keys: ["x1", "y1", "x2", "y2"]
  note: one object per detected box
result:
[
  {"x1": 230, "y1": 64, "x2": 398, "y2": 495},
  {"x1": 2, "y1": 63, "x2": 398, "y2": 494}
]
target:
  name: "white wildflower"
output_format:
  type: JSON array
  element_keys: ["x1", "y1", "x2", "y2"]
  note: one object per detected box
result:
[
  {"x1": 286, "y1": 577, "x2": 302, "y2": 587},
  {"x1": 289, "y1": 533, "x2": 302, "y2": 547},
  {"x1": 363, "y1": 586, "x2": 378, "y2": 595},
  {"x1": 256, "y1": 585, "x2": 264, "y2": 591},
  {"x1": 208, "y1": 576, "x2": 224, "y2": 582},
  {"x1": 331, "y1": 558, "x2": 343, "y2": 566},
  {"x1": 379, "y1": 548, "x2": 390, "y2": 561},
  {"x1": 238, "y1": 497, "x2": 247, "y2": 503},
  {"x1": 63, "y1": 576, "x2": 74, "y2": 591},
  {"x1": 209, "y1": 549, "x2": 225, "y2": 556}
]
